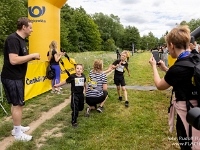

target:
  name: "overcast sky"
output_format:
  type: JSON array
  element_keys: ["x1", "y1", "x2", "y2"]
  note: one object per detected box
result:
[{"x1": 67, "y1": 0, "x2": 199, "y2": 38}]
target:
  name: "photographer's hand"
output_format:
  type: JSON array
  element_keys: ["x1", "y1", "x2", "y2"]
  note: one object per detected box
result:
[
  {"x1": 158, "y1": 60, "x2": 168, "y2": 72},
  {"x1": 149, "y1": 55, "x2": 157, "y2": 67}
]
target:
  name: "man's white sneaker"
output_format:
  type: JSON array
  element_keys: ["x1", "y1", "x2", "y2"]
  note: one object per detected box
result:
[
  {"x1": 14, "y1": 133, "x2": 32, "y2": 141},
  {"x1": 12, "y1": 126, "x2": 30, "y2": 136}
]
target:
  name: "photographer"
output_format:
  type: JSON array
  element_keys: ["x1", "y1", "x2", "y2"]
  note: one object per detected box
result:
[{"x1": 149, "y1": 25, "x2": 200, "y2": 150}]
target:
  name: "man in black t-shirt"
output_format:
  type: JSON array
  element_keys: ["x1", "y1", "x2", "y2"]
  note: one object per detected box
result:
[
  {"x1": 1, "y1": 17, "x2": 40, "y2": 141},
  {"x1": 112, "y1": 51, "x2": 130, "y2": 107}
]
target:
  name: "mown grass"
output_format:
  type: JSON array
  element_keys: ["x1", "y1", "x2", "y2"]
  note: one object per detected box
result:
[{"x1": 0, "y1": 51, "x2": 179, "y2": 150}]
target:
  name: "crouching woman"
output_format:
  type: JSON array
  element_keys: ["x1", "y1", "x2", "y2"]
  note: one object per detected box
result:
[{"x1": 85, "y1": 60, "x2": 111, "y2": 116}]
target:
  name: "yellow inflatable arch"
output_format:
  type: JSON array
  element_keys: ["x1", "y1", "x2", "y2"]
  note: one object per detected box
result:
[
  {"x1": 25, "y1": 0, "x2": 75, "y2": 100},
  {"x1": 28, "y1": 0, "x2": 67, "y2": 60}
]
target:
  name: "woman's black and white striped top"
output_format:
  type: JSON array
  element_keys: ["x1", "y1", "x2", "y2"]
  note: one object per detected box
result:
[{"x1": 86, "y1": 70, "x2": 107, "y2": 97}]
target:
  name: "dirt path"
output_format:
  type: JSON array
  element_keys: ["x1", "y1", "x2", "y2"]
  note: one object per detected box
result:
[
  {"x1": 0, "y1": 70, "x2": 117, "y2": 150},
  {"x1": 0, "y1": 98, "x2": 70, "y2": 150},
  {"x1": 0, "y1": 68, "x2": 158, "y2": 150}
]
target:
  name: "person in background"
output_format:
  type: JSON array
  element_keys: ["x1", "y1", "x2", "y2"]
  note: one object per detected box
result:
[
  {"x1": 149, "y1": 25, "x2": 200, "y2": 150},
  {"x1": 1, "y1": 17, "x2": 40, "y2": 141},
  {"x1": 85, "y1": 60, "x2": 112, "y2": 117},
  {"x1": 54, "y1": 64, "x2": 86, "y2": 128},
  {"x1": 126, "y1": 50, "x2": 131, "y2": 62},
  {"x1": 112, "y1": 51, "x2": 130, "y2": 107},
  {"x1": 116, "y1": 49, "x2": 120, "y2": 60},
  {"x1": 47, "y1": 40, "x2": 65, "y2": 94},
  {"x1": 158, "y1": 46, "x2": 163, "y2": 59},
  {"x1": 162, "y1": 45, "x2": 168, "y2": 67}
]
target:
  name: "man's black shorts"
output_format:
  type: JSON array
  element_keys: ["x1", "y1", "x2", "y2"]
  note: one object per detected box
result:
[{"x1": 1, "y1": 77, "x2": 25, "y2": 106}]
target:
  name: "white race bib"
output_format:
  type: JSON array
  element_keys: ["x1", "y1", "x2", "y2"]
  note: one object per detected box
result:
[
  {"x1": 75, "y1": 78, "x2": 84, "y2": 86},
  {"x1": 116, "y1": 65, "x2": 124, "y2": 72}
]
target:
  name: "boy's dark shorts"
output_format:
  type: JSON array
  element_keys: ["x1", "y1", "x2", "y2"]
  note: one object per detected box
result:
[
  {"x1": 86, "y1": 91, "x2": 108, "y2": 107},
  {"x1": 1, "y1": 77, "x2": 25, "y2": 106},
  {"x1": 114, "y1": 77, "x2": 125, "y2": 86}
]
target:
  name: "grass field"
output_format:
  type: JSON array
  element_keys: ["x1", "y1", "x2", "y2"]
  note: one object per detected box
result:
[{"x1": 0, "y1": 51, "x2": 179, "y2": 150}]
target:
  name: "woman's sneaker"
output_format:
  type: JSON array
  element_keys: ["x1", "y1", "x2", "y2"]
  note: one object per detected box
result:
[
  {"x1": 51, "y1": 90, "x2": 56, "y2": 93},
  {"x1": 97, "y1": 106, "x2": 103, "y2": 113},
  {"x1": 12, "y1": 126, "x2": 30, "y2": 136},
  {"x1": 57, "y1": 91, "x2": 61, "y2": 94},
  {"x1": 14, "y1": 133, "x2": 32, "y2": 141}
]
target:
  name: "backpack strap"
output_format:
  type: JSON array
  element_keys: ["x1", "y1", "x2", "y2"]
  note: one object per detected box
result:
[
  {"x1": 174, "y1": 59, "x2": 194, "y2": 68},
  {"x1": 59, "y1": 59, "x2": 70, "y2": 76},
  {"x1": 168, "y1": 88, "x2": 174, "y2": 113}
]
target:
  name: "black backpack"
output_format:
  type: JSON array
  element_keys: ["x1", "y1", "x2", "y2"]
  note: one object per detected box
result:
[
  {"x1": 46, "y1": 64, "x2": 55, "y2": 80},
  {"x1": 174, "y1": 53, "x2": 200, "y2": 107},
  {"x1": 173, "y1": 53, "x2": 200, "y2": 141}
]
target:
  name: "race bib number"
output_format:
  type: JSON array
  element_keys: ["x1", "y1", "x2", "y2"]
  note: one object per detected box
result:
[
  {"x1": 116, "y1": 65, "x2": 124, "y2": 72},
  {"x1": 75, "y1": 78, "x2": 84, "y2": 86}
]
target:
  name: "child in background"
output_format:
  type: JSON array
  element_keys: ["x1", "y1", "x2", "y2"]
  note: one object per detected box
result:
[
  {"x1": 112, "y1": 51, "x2": 130, "y2": 107},
  {"x1": 126, "y1": 50, "x2": 131, "y2": 62},
  {"x1": 54, "y1": 64, "x2": 86, "y2": 127}
]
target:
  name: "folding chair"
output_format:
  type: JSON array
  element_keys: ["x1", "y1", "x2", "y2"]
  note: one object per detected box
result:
[{"x1": 0, "y1": 74, "x2": 8, "y2": 115}]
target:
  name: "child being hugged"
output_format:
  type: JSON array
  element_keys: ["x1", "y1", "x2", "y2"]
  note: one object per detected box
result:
[
  {"x1": 112, "y1": 51, "x2": 130, "y2": 107},
  {"x1": 54, "y1": 64, "x2": 86, "y2": 128}
]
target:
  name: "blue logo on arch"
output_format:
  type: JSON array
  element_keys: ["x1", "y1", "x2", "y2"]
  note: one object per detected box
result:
[{"x1": 28, "y1": 6, "x2": 46, "y2": 18}]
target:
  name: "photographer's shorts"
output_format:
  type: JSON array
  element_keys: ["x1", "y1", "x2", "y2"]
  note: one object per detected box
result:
[
  {"x1": 86, "y1": 91, "x2": 108, "y2": 106},
  {"x1": 1, "y1": 78, "x2": 25, "y2": 106}
]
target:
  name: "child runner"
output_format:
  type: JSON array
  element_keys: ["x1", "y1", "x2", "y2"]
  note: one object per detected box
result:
[
  {"x1": 54, "y1": 64, "x2": 86, "y2": 127},
  {"x1": 112, "y1": 51, "x2": 130, "y2": 107}
]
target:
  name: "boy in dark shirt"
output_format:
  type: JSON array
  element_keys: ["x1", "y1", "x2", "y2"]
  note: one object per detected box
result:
[
  {"x1": 112, "y1": 51, "x2": 130, "y2": 107},
  {"x1": 54, "y1": 64, "x2": 86, "y2": 127}
]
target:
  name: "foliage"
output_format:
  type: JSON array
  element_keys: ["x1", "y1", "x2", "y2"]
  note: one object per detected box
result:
[
  {"x1": 92, "y1": 13, "x2": 124, "y2": 50},
  {"x1": 61, "y1": 5, "x2": 102, "y2": 52},
  {"x1": 188, "y1": 19, "x2": 200, "y2": 43},
  {"x1": 140, "y1": 32, "x2": 159, "y2": 50},
  {"x1": 104, "y1": 38, "x2": 116, "y2": 51},
  {"x1": 1, "y1": 2, "x2": 200, "y2": 53},
  {"x1": 120, "y1": 26, "x2": 141, "y2": 51},
  {"x1": 177, "y1": 19, "x2": 200, "y2": 43},
  {"x1": 0, "y1": 0, "x2": 27, "y2": 52}
]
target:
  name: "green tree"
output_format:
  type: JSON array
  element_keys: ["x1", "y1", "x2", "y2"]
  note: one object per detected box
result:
[
  {"x1": 61, "y1": 5, "x2": 101, "y2": 52},
  {"x1": 104, "y1": 39, "x2": 115, "y2": 51},
  {"x1": 140, "y1": 35, "x2": 148, "y2": 50},
  {"x1": 141, "y1": 32, "x2": 158, "y2": 50},
  {"x1": 121, "y1": 26, "x2": 140, "y2": 50},
  {"x1": 61, "y1": 4, "x2": 78, "y2": 52},
  {"x1": 92, "y1": 13, "x2": 124, "y2": 50},
  {"x1": 0, "y1": 0, "x2": 27, "y2": 52},
  {"x1": 75, "y1": 7, "x2": 102, "y2": 52}
]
